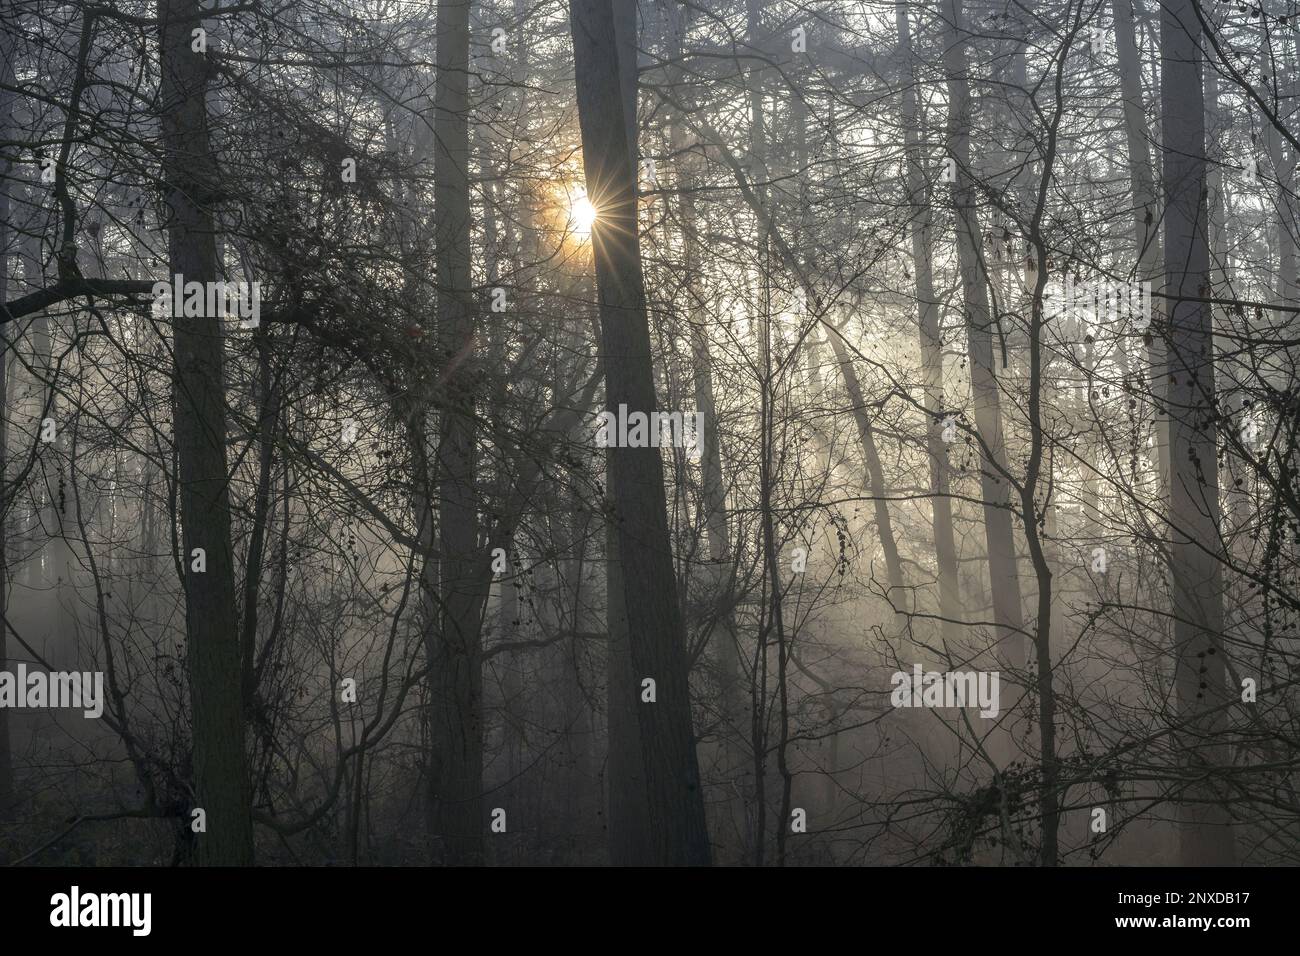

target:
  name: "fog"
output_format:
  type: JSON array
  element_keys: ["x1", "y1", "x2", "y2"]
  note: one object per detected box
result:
[{"x1": 0, "y1": 0, "x2": 1295, "y2": 867}]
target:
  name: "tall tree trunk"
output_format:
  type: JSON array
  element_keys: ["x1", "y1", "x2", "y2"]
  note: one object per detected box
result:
[
  {"x1": 241, "y1": 329, "x2": 279, "y2": 719},
  {"x1": 427, "y1": 0, "x2": 486, "y2": 866},
  {"x1": 1113, "y1": 0, "x2": 1170, "y2": 500},
  {"x1": 744, "y1": 0, "x2": 774, "y2": 866},
  {"x1": 158, "y1": 0, "x2": 253, "y2": 865},
  {"x1": 1018, "y1": 70, "x2": 1065, "y2": 867},
  {"x1": 498, "y1": 560, "x2": 527, "y2": 809},
  {"x1": 603, "y1": 0, "x2": 655, "y2": 867},
  {"x1": 1261, "y1": 53, "x2": 1299, "y2": 306},
  {"x1": 558, "y1": 500, "x2": 594, "y2": 862},
  {"x1": 1205, "y1": 69, "x2": 1252, "y2": 548},
  {"x1": 797, "y1": 76, "x2": 904, "y2": 609},
  {"x1": 1160, "y1": 0, "x2": 1237, "y2": 866},
  {"x1": 942, "y1": 0, "x2": 1027, "y2": 670},
  {"x1": 665, "y1": 0, "x2": 747, "y2": 860},
  {"x1": 897, "y1": 0, "x2": 960, "y2": 643},
  {"x1": 571, "y1": 0, "x2": 712, "y2": 865},
  {"x1": 758, "y1": 356, "x2": 793, "y2": 867}
]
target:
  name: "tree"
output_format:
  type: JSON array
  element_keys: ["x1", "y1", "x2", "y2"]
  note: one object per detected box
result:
[
  {"x1": 941, "y1": 0, "x2": 1028, "y2": 676},
  {"x1": 427, "y1": 0, "x2": 487, "y2": 867},
  {"x1": 158, "y1": 0, "x2": 254, "y2": 866},
  {"x1": 569, "y1": 0, "x2": 712, "y2": 865},
  {"x1": 1159, "y1": 0, "x2": 1237, "y2": 867},
  {"x1": 896, "y1": 0, "x2": 961, "y2": 644}
]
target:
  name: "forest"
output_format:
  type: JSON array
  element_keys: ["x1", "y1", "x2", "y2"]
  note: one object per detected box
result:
[{"x1": 0, "y1": 0, "x2": 1296, "y2": 868}]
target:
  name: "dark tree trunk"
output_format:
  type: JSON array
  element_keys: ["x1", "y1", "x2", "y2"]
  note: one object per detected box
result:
[
  {"x1": 158, "y1": 0, "x2": 253, "y2": 865},
  {"x1": 603, "y1": 0, "x2": 661, "y2": 868},
  {"x1": 605, "y1": 513, "x2": 654, "y2": 864},
  {"x1": 571, "y1": 0, "x2": 712, "y2": 865},
  {"x1": 428, "y1": 0, "x2": 487, "y2": 866}
]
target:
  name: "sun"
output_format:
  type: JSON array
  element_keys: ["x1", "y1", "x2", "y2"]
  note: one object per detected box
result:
[{"x1": 570, "y1": 194, "x2": 598, "y2": 237}]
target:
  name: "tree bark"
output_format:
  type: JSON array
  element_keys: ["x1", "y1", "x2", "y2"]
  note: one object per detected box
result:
[
  {"x1": 605, "y1": 513, "x2": 654, "y2": 864},
  {"x1": 1160, "y1": 0, "x2": 1237, "y2": 866},
  {"x1": 1113, "y1": 0, "x2": 1171, "y2": 499},
  {"x1": 427, "y1": 0, "x2": 487, "y2": 866},
  {"x1": 824, "y1": 331, "x2": 906, "y2": 602},
  {"x1": 603, "y1": 0, "x2": 656, "y2": 868},
  {"x1": 1261, "y1": 53, "x2": 1299, "y2": 306},
  {"x1": 897, "y1": 0, "x2": 961, "y2": 643},
  {"x1": 571, "y1": 0, "x2": 712, "y2": 865},
  {"x1": 665, "y1": 0, "x2": 747, "y2": 860},
  {"x1": 158, "y1": 0, "x2": 254, "y2": 865},
  {"x1": 942, "y1": 0, "x2": 1027, "y2": 669}
]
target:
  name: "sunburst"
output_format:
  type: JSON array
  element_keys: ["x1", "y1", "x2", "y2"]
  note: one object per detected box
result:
[{"x1": 570, "y1": 192, "x2": 598, "y2": 238}]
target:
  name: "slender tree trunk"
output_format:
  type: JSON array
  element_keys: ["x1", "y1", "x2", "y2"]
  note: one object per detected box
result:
[
  {"x1": 1261, "y1": 56, "x2": 1299, "y2": 306},
  {"x1": 410, "y1": 413, "x2": 439, "y2": 842},
  {"x1": 426, "y1": 0, "x2": 487, "y2": 866},
  {"x1": 897, "y1": 0, "x2": 960, "y2": 643},
  {"x1": 1160, "y1": 0, "x2": 1237, "y2": 866},
  {"x1": 499, "y1": 562, "x2": 526, "y2": 802},
  {"x1": 603, "y1": 0, "x2": 657, "y2": 867},
  {"x1": 1113, "y1": 0, "x2": 1170, "y2": 500},
  {"x1": 683, "y1": 177, "x2": 747, "y2": 852},
  {"x1": 942, "y1": 0, "x2": 1027, "y2": 670},
  {"x1": 795, "y1": 80, "x2": 904, "y2": 607},
  {"x1": 559, "y1": 501, "x2": 594, "y2": 863},
  {"x1": 1021, "y1": 129, "x2": 1063, "y2": 869},
  {"x1": 824, "y1": 330, "x2": 906, "y2": 602},
  {"x1": 1205, "y1": 69, "x2": 1252, "y2": 549},
  {"x1": 745, "y1": 0, "x2": 774, "y2": 866},
  {"x1": 241, "y1": 329, "x2": 278, "y2": 719},
  {"x1": 158, "y1": 0, "x2": 253, "y2": 865},
  {"x1": 758, "y1": 362, "x2": 793, "y2": 867},
  {"x1": 665, "y1": 0, "x2": 747, "y2": 860},
  {"x1": 571, "y1": 0, "x2": 711, "y2": 865}
]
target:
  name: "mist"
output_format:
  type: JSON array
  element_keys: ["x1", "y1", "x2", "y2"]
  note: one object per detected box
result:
[{"x1": 0, "y1": 0, "x2": 1295, "y2": 869}]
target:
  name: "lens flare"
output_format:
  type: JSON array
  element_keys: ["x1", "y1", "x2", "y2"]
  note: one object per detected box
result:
[{"x1": 571, "y1": 194, "x2": 598, "y2": 236}]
